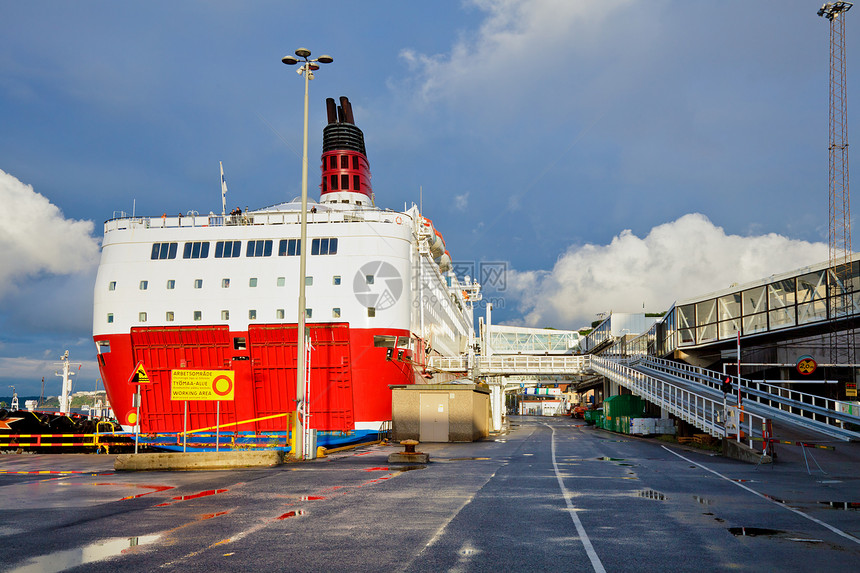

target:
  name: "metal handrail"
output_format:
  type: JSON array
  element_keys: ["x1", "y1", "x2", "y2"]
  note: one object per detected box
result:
[
  {"x1": 592, "y1": 356, "x2": 768, "y2": 449},
  {"x1": 639, "y1": 356, "x2": 860, "y2": 435}
]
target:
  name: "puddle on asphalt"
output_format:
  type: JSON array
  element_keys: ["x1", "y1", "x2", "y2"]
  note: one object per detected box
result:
[
  {"x1": 728, "y1": 527, "x2": 783, "y2": 537},
  {"x1": 596, "y1": 457, "x2": 625, "y2": 461},
  {"x1": 819, "y1": 501, "x2": 860, "y2": 510},
  {"x1": 727, "y1": 527, "x2": 823, "y2": 543},
  {"x1": 8, "y1": 535, "x2": 160, "y2": 572},
  {"x1": 763, "y1": 494, "x2": 860, "y2": 510},
  {"x1": 636, "y1": 489, "x2": 666, "y2": 501}
]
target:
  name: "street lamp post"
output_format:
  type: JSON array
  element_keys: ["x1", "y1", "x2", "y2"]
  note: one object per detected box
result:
[{"x1": 282, "y1": 48, "x2": 333, "y2": 460}]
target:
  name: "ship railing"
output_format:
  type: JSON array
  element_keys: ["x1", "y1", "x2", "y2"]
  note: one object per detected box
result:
[{"x1": 104, "y1": 209, "x2": 413, "y2": 232}]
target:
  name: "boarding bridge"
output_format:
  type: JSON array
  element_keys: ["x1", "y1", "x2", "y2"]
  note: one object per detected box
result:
[
  {"x1": 431, "y1": 351, "x2": 860, "y2": 446},
  {"x1": 430, "y1": 354, "x2": 589, "y2": 376}
]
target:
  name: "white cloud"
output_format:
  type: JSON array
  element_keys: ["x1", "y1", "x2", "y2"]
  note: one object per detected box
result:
[
  {"x1": 454, "y1": 192, "x2": 470, "y2": 210},
  {"x1": 504, "y1": 213, "x2": 829, "y2": 328},
  {"x1": 0, "y1": 169, "x2": 100, "y2": 298},
  {"x1": 400, "y1": 0, "x2": 637, "y2": 106}
]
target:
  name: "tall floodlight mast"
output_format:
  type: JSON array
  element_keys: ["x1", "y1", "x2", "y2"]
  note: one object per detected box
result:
[{"x1": 818, "y1": 2, "x2": 856, "y2": 383}]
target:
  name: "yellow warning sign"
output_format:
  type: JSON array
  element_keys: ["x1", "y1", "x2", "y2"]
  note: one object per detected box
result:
[
  {"x1": 128, "y1": 361, "x2": 151, "y2": 384},
  {"x1": 171, "y1": 370, "x2": 235, "y2": 401},
  {"x1": 848, "y1": 382, "x2": 857, "y2": 398},
  {"x1": 796, "y1": 355, "x2": 817, "y2": 376}
]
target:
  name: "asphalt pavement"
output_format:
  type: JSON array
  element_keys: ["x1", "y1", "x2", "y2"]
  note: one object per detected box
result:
[{"x1": 1, "y1": 416, "x2": 859, "y2": 572}]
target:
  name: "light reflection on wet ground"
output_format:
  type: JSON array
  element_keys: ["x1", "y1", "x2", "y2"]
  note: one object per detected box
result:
[{"x1": 7, "y1": 535, "x2": 161, "y2": 573}]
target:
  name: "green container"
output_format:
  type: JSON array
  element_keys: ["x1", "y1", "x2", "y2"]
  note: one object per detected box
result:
[
  {"x1": 603, "y1": 395, "x2": 646, "y2": 420},
  {"x1": 584, "y1": 408, "x2": 603, "y2": 426}
]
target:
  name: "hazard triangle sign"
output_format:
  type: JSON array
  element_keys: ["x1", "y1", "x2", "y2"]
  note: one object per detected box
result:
[{"x1": 128, "y1": 361, "x2": 151, "y2": 384}]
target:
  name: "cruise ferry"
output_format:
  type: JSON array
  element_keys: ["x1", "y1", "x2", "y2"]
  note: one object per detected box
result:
[{"x1": 92, "y1": 96, "x2": 480, "y2": 447}]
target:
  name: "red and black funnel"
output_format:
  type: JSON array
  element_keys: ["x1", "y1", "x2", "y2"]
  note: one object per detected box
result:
[{"x1": 320, "y1": 96, "x2": 372, "y2": 202}]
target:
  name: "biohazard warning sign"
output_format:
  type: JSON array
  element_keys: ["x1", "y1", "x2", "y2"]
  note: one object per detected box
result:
[{"x1": 171, "y1": 370, "x2": 235, "y2": 401}]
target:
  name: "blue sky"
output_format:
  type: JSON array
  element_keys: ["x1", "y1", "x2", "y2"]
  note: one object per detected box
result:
[{"x1": 0, "y1": 0, "x2": 848, "y2": 395}]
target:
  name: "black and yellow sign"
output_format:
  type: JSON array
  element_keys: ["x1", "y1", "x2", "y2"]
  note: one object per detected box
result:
[
  {"x1": 128, "y1": 361, "x2": 151, "y2": 384},
  {"x1": 796, "y1": 355, "x2": 817, "y2": 376},
  {"x1": 171, "y1": 370, "x2": 235, "y2": 401},
  {"x1": 847, "y1": 382, "x2": 857, "y2": 398}
]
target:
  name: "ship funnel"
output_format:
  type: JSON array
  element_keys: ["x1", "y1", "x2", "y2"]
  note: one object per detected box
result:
[{"x1": 320, "y1": 96, "x2": 372, "y2": 205}]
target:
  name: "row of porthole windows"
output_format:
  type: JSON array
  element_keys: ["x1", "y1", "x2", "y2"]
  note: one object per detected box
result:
[
  {"x1": 150, "y1": 238, "x2": 338, "y2": 260},
  {"x1": 106, "y1": 306, "x2": 377, "y2": 324},
  {"x1": 109, "y1": 275, "x2": 346, "y2": 291}
]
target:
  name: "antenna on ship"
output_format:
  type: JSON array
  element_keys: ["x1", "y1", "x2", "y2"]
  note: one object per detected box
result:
[{"x1": 220, "y1": 161, "x2": 228, "y2": 217}]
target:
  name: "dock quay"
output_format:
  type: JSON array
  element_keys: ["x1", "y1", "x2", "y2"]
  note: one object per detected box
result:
[{"x1": 2, "y1": 415, "x2": 859, "y2": 572}]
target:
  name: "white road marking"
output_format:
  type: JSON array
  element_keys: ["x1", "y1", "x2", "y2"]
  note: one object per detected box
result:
[
  {"x1": 547, "y1": 424, "x2": 607, "y2": 573},
  {"x1": 662, "y1": 445, "x2": 860, "y2": 546}
]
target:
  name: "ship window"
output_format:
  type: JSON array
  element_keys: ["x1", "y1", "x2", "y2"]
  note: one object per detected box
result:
[
  {"x1": 249, "y1": 310, "x2": 257, "y2": 320},
  {"x1": 341, "y1": 174, "x2": 349, "y2": 190},
  {"x1": 330, "y1": 174, "x2": 338, "y2": 191},
  {"x1": 352, "y1": 156, "x2": 358, "y2": 170},
  {"x1": 368, "y1": 307, "x2": 376, "y2": 317},
  {"x1": 193, "y1": 310, "x2": 202, "y2": 321},
  {"x1": 222, "y1": 278, "x2": 230, "y2": 288},
  {"x1": 277, "y1": 277, "x2": 286, "y2": 287},
  {"x1": 305, "y1": 276, "x2": 313, "y2": 286},
  {"x1": 107, "y1": 313, "x2": 114, "y2": 324},
  {"x1": 311, "y1": 238, "x2": 337, "y2": 255},
  {"x1": 279, "y1": 239, "x2": 301, "y2": 256},
  {"x1": 151, "y1": 242, "x2": 178, "y2": 260},
  {"x1": 341, "y1": 155, "x2": 349, "y2": 169},
  {"x1": 215, "y1": 240, "x2": 241, "y2": 258},
  {"x1": 108, "y1": 281, "x2": 116, "y2": 291},
  {"x1": 233, "y1": 337, "x2": 246, "y2": 350},
  {"x1": 333, "y1": 276, "x2": 341, "y2": 285},
  {"x1": 183, "y1": 241, "x2": 210, "y2": 259},
  {"x1": 341, "y1": 200, "x2": 349, "y2": 203},
  {"x1": 139, "y1": 312, "x2": 147, "y2": 322},
  {"x1": 96, "y1": 340, "x2": 111, "y2": 354},
  {"x1": 166, "y1": 311, "x2": 174, "y2": 322},
  {"x1": 194, "y1": 279, "x2": 203, "y2": 289},
  {"x1": 353, "y1": 175, "x2": 360, "y2": 192},
  {"x1": 249, "y1": 278, "x2": 258, "y2": 287},
  {"x1": 373, "y1": 335, "x2": 396, "y2": 348},
  {"x1": 246, "y1": 240, "x2": 273, "y2": 257},
  {"x1": 366, "y1": 275, "x2": 374, "y2": 285},
  {"x1": 329, "y1": 156, "x2": 336, "y2": 169},
  {"x1": 305, "y1": 308, "x2": 312, "y2": 318},
  {"x1": 139, "y1": 280, "x2": 148, "y2": 290},
  {"x1": 333, "y1": 307, "x2": 341, "y2": 318},
  {"x1": 221, "y1": 310, "x2": 229, "y2": 320},
  {"x1": 166, "y1": 280, "x2": 175, "y2": 290},
  {"x1": 277, "y1": 309, "x2": 285, "y2": 319}
]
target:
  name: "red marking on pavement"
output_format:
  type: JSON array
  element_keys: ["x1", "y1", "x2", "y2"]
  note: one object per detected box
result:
[
  {"x1": 200, "y1": 511, "x2": 230, "y2": 520},
  {"x1": 300, "y1": 495, "x2": 326, "y2": 501},
  {"x1": 172, "y1": 488, "x2": 229, "y2": 501},
  {"x1": 278, "y1": 510, "x2": 306, "y2": 519},
  {"x1": 364, "y1": 467, "x2": 389, "y2": 471},
  {"x1": 99, "y1": 483, "x2": 175, "y2": 500}
]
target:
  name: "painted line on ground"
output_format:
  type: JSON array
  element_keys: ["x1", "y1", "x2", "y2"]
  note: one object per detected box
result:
[
  {"x1": 661, "y1": 445, "x2": 860, "y2": 546},
  {"x1": 547, "y1": 423, "x2": 607, "y2": 573}
]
